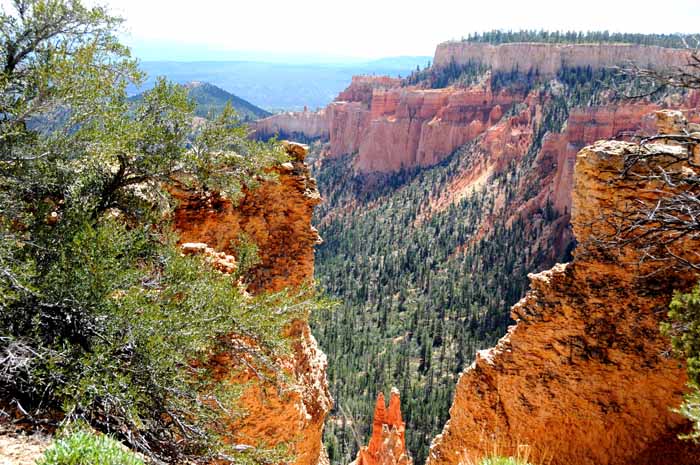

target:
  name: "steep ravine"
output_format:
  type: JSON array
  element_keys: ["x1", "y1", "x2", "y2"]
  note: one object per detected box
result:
[{"x1": 252, "y1": 41, "x2": 700, "y2": 465}]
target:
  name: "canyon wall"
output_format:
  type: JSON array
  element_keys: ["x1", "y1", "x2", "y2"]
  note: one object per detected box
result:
[
  {"x1": 353, "y1": 87, "x2": 517, "y2": 172},
  {"x1": 425, "y1": 112, "x2": 700, "y2": 465},
  {"x1": 351, "y1": 389, "x2": 413, "y2": 465},
  {"x1": 323, "y1": 78, "x2": 521, "y2": 173},
  {"x1": 433, "y1": 42, "x2": 691, "y2": 74},
  {"x1": 172, "y1": 143, "x2": 331, "y2": 465},
  {"x1": 252, "y1": 43, "x2": 693, "y2": 177},
  {"x1": 253, "y1": 108, "x2": 330, "y2": 141}
]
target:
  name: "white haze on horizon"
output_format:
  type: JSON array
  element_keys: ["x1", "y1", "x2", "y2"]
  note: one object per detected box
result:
[{"x1": 2, "y1": 0, "x2": 700, "y2": 61}]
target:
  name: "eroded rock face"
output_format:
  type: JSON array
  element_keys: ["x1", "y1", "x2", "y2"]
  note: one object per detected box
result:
[
  {"x1": 172, "y1": 143, "x2": 331, "y2": 465},
  {"x1": 172, "y1": 144, "x2": 322, "y2": 294},
  {"x1": 251, "y1": 81, "x2": 693, "y2": 177},
  {"x1": 352, "y1": 389, "x2": 412, "y2": 465},
  {"x1": 433, "y1": 42, "x2": 691, "y2": 74},
  {"x1": 425, "y1": 113, "x2": 700, "y2": 465},
  {"x1": 336, "y1": 76, "x2": 402, "y2": 106},
  {"x1": 353, "y1": 86, "x2": 518, "y2": 173},
  {"x1": 253, "y1": 109, "x2": 330, "y2": 142}
]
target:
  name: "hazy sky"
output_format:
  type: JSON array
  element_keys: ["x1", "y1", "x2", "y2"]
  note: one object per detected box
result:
[{"x1": 4, "y1": 0, "x2": 700, "y2": 60}]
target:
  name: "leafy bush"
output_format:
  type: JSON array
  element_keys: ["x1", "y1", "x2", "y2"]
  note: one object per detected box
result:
[
  {"x1": 663, "y1": 282, "x2": 700, "y2": 441},
  {"x1": 38, "y1": 429, "x2": 144, "y2": 465},
  {"x1": 0, "y1": 1, "x2": 302, "y2": 463}
]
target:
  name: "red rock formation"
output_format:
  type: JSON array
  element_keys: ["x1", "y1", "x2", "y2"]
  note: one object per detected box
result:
[
  {"x1": 172, "y1": 143, "x2": 322, "y2": 293},
  {"x1": 328, "y1": 101, "x2": 372, "y2": 158},
  {"x1": 336, "y1": 76, "x2": 402, "y2": 106},
  {"x1": 352, "y1": 389, "x2": 412, "y2": 465},
  {"x1": 250, "y1": 43, "x2": 695, "y2": 176},
  {"x1": 351, "y1": 86, "x2": 518, "y2": 172},
  {"x1": 433, "y1": 42, "x2": 691, "y2": 74},
  {"x1": 172, "y1": 143, "x2": 331, "y2": 465},
  {"x1": 253, "y1": 108, "x2": 330, "y2": 141},
  {"x1": 425, "y1": 112, "x2": 700, "y2": 465}
]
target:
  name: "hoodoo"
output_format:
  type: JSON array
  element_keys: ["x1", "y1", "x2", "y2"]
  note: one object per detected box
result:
[{"x1": 352, "y1": 389, "x2": 413, "y2": 465}]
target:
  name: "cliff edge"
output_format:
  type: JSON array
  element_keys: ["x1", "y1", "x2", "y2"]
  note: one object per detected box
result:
[
  {"x1": 433, "y1": 42, "x2": 690, "y2": 74},
  {"x1": 425, "y1": 111, "x2": 700, "y2": 465}
]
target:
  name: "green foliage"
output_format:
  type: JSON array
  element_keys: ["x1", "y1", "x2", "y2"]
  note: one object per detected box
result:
[
  {"x1": 233, "y1": 232, "x2": 262, "y2": 279},
  {"x1": 663, "y1": 282, "x2": 700, "y2": 441},
  {"x1": 130, "y1": 81, "x2": 271, "y2": 122},
  {"x1": 404, "y1": 59, "x2": 488, "y2": 89},
  {"x1": 479, "y1": 457, "x2": 531, "y2": 465},
  {"x1": 0, "y1": 1, "x2": 298, "y2": 463},
  {"x1": 459, "y1": 30, "x2": 692, "y2": 48},
  {"x1": 667, "y1": 283, "x2": 700, "y2": 385},
  {"x1": 38, "y1": 428, "x2": 144, "y2": 465}
]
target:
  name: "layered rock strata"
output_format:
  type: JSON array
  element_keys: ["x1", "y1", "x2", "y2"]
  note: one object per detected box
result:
[
  {"x1": 172, "y1": 143, "x2": 331, "y2": 465},
  {"x1": 251, "y1": 43, "x2": 694, "y2": 176},
  {"x1": 253, "y1": 108, "x2": 330, "y2": 142},
  {"x1": 426, "y1": 112, "x2": 700, "y2": 465},
  {"x1": 433, "y1": 42, "x2": 691, "y2": 74},
  {"x1": 351, "y1": 389, "x2": 412, "y2": 465}
]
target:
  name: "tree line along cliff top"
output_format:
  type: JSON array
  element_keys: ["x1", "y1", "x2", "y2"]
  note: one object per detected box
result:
[{"x1": 444, "y1": 30, "x2": 695, "y2": 48}]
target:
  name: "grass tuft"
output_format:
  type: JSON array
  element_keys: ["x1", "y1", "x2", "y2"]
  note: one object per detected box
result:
[{"x1": 37, "y1": 429, "x2": 144, "y2": 465}]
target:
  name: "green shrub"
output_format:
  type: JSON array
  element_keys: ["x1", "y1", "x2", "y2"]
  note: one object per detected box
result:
[
  {"x1": 38, "y1": 430, "x2": 144, "y2": 465},
  {"x1": 0, "y1": 1, "x2": 302, "y2": 463},
  {"x1": 663, "y1": 281, "x2": 700, "y2": 441},
  {"x1": 479, "y1": 457, "x2": 531, "y2": 465}
]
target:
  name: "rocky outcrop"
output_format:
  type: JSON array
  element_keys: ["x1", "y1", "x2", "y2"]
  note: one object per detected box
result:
[
  {"x1": 172, "y1": 142, "x2": 322, "y2": 294},
  {"x1": 353, "y1": 86, "x2": 518, "y2": 172},
  {"x1": 336, "y1": 76, "x2": 402, "y2": 106},
  {"x1": 323, "y1": 84, "x2": 520, "y2": 172},
  {"x1": 253, "y1": 109, "x2": 330, "y2": 142},
  {"x1": 351, "y1": 389, "x2": 412, "y2": 465},
  {"x1": 433, "y1": 42, "x2": 691, "y2": 74},
  {"x1": 426, "y1": 112, "x2": 700, "y2": 465},
  {"x1": 172, "y1": 143, "x2": 331, "y2": 465}
]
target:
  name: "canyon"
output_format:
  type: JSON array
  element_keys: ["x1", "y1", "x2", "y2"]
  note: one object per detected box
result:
[
  {"x1": 6, "y1": 3, "x2": 700, "y2": 463},
  {"x1": 293, "y1": 41, "x2": 700, "y2": 465}
]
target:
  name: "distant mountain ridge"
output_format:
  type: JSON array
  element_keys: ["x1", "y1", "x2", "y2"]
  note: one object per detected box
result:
[
  {"x1": 131, "y1": 57, "x2": 432, "y2": 111},
  {"x1": 183, "y1": 81, "x2": 271, "y2": 120},
  {"x1": 131, "y1": 81, "x2": 270, "y2": 121}
]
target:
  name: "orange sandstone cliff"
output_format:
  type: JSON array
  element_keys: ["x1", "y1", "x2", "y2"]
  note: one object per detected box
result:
[
  {"x1": 425, "y1": 112, "x2": 700, "y2": 465},
  {"x1": 171, "y1": 142, "x2": 332, "y2": 465},
  {"x1": 352, "y1": 389, "x2": 412, "y2": 465}
]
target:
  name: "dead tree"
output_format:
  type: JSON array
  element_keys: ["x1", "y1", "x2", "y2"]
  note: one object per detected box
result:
[{"x1": 598, "y1": 40, "x2": 700, "y2": 273}]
